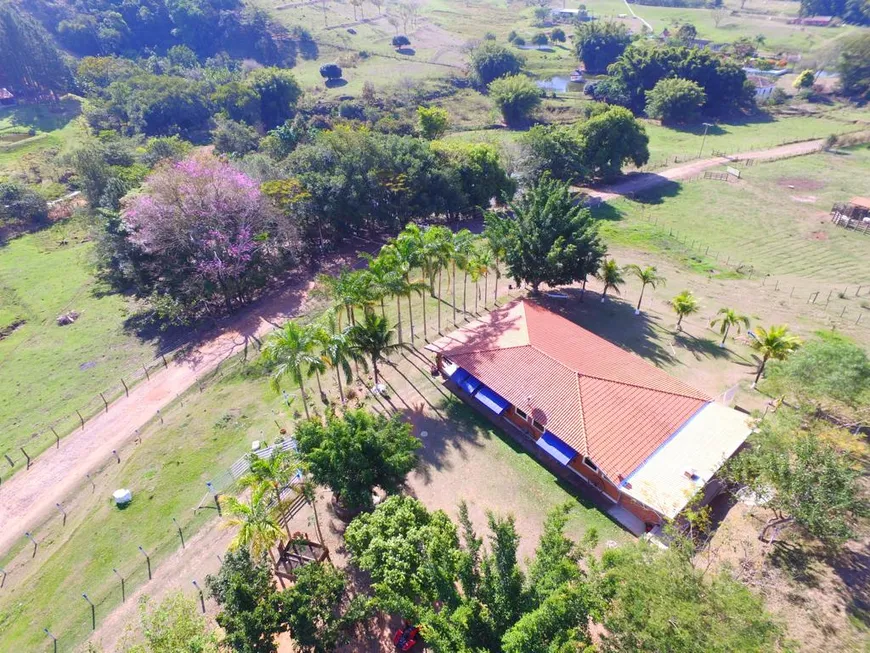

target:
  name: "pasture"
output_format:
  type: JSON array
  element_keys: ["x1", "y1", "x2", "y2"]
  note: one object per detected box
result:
[
  {"x1": 0, "y1": 218, "x2": 157, "y2": 473},
  {"x1": 0, "y1": 99, "x2": 84, "y2": 172}
]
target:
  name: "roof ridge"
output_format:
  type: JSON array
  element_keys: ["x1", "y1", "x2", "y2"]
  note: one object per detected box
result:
[
  {"x1": 574, "y1": 372, "x2": 588, "y2": 456},
  {"x1": 577, "y1": 372, "x2": 710, "y2": 401},
  {"x1": 450, "y1": 343, "x2": 534, "y2": 357}
]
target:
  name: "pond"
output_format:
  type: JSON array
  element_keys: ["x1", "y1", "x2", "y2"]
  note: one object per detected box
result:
[{"x1": 535, "y1": 76, "x2": 579, "y2": 93}]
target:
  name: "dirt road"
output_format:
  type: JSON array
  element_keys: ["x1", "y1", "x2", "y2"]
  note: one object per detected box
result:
[{"x1": 582, "y1": 138, "x2": 827, "y2": 202}]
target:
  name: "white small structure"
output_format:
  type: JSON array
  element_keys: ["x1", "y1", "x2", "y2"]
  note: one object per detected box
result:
[{"x1": 113, "y1": 488, "x2": 133, "y2": 507}]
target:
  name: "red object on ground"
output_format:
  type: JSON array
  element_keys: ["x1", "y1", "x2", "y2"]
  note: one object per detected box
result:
[{"x1": 393, "y1": 622, "x2": 421, "y2": 650}]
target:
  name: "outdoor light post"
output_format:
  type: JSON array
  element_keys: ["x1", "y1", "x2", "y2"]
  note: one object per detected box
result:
[
  {"x1": 25, "y1": 531, "x2": 38, "y2": 557},
  {"x1": 82, "y1": 593, "x2": 95, "y2": 630},
  {"x1": 173, "y1": 517, "x2": 185, "y2": 549},
  {"x1": 698, "y1": 122, "x2": 714, "y2": 158},
  {"x1": 43, "y1": 628, "x2": 58, "y2": 653},
  {"x1": 192, "y1": 580, "x2": 206, "y2": 613},
  {"x1": 113, "y1": 568, "x2": 126, "y2": 602},
  {"x1": 138, "y1": 546, "x2": 152, "y2": 580}
]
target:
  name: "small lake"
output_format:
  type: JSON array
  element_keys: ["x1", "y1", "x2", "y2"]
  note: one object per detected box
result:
[{"x1": 536, "y1": 76, "x2": 580, "y2": 93}]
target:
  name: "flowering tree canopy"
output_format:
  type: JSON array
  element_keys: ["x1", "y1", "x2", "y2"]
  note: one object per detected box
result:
[{"x1": 122, "y1": 153, "x2": 292, "y2": 315}]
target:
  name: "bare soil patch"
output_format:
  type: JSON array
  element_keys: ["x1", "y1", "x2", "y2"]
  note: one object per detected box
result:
[{"x1": 778, "y1": 176, "x2": 826, "y2": 191}]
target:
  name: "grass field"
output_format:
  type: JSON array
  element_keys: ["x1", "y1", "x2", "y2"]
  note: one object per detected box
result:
[
  {"x1": 0, "y1": 99, "x2": 84, "y2": 172},
  {"x1": 0, "y1": 219, "x2": 156, "y2": 468},
  {"x1": 597, "y1": 145, "x2": 870, "y2": 288}
]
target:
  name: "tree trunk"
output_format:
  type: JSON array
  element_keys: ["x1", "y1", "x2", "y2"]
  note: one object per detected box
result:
[
  {"x1": 474, "y1": 282, "x2": 479, "y2": 314},
  {"x1": 315, "y1": 369, "x2": 324, "y2": 401},
  {"x1": 754, "y1": 356, "x2": 768, "y2": 386},
  {"x1": 421, "y1": 287, "x2": 428, "y2": 340},
  {"x1": 452, "y1": 261, "x2": 458, "y2": 326},
  {"x1": 437, "y1": 269, "x2": 442, "y2": 333},
  {"x1": 720, "y1": 324, "x2": 730, "y2": 347},
  {"x1": 299, "y1": 377, "x2": 310, "y2": 420},
  {"x1": 601, "y1": 286, "x2": 608, "y2": 302},
  {"x1": 335, "y1": 366, "x2": 345, "y2": 404},
  {"x1": 580, "y1": 278, "x2": 586, "y2": 302},
  {"x1": 636, "y1": 283, "x2": 645, "y2": 313},
  {"x1": 677, "y1": 314, "x2": 683, "y2": 330},
  {"x1": 463, "y1": 272, "x2": 468, "y2": 316},
  {"x1": 396, "y1": 295, "x2": 403, "y2": 344},
  {"x1": 380, "y1": 297, "x2": 386, "y2": 319},
  {"x1": 494, "y1": 257, "x2": 500, "y2": 305},
  {"x1": 372, "y1": 356, "x2": 380, "y2": 384},
  {"x1": 484, "y1": 273, "x2": 489, "y2": 311},
  {"x1": 309, "y1": 491, "x2": 326, "y2": 547},
  {"x1": 407, "y1": 294, "x2": 415, "y2": 342}
]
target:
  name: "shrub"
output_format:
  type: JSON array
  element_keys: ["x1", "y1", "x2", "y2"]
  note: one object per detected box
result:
[
  {"x1": 416, "y1": 106, "x2": 450, "y2": 139},
  {"x1": 531, "y1": 32, "x2": 549, "y2": 46},
  {"x1": 319, "y1": 63, "x2": 343, "y2": 80},
  {"x1": 488, "y1": 74, "x2": 541, "y2": 126},
  {"x1": 469, "y1": 41, "x2": 524, "y2": 85},
  {"x1": 392, "y1": 35, "x2": 411, "y2": 48},
  {"x1": 645, "y1": 77, "x2": 706, "y2": 124},
  {"x1": 551, "y1": 27, "x2": 566, "y2": 42}
]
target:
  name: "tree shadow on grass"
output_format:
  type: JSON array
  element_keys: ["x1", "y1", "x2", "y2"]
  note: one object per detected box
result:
[
  {"x1": 395, "y1": 47, "x2": 416, "y2": 56},
  {"x1": 673, "y1": 331, "x2": 731, "y2": 361},
  {"x1": 770, "y1": 540, "x2": 822, "y2": 588},
  {"x1": 325, "y1": 78, "x2": 348, "y2": 88},
  {"x1": 832, "y1": 545, "x2": 870, "y2": 628}
]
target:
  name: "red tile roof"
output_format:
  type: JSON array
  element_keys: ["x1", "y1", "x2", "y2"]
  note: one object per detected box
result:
[{"x1": 428, "y1": 300, "x2": 710, "y2": 482}]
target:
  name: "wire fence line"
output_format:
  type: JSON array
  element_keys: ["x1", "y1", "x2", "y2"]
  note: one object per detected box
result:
[
  {"x1": 0, "y1": 352, "x2": 302, "y2": 653},
  {"x1": 0, "y1": 324, "x2": 222, "y2": 484},
  {"x1": 617, "y1": 195, "x2": 870, "y2": 334}
]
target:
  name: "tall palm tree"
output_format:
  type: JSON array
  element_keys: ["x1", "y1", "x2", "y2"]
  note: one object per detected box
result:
[
  {"x1": 467, "y1": 249, "x2": 489, "y2": 315},
  {"x1": 710, "y1": 308, "x2": 750, "y2": 348},
  {"x1": 240, "y1": 448, "x2": 299, "y2": 535},
  {"x1": 362, "y1": 251, "x2": 393, "y2": 319},
  {"x1": 315, "y1": 268, "x2": 373, "y2": 327},
  {"x1": 348, "y1": 311, "x2": 399, "y2": 385},
  {"x1": 598, "y1": 259, "x2": 625, "y2": 302},
  {"x1": 423, "y1": 226, "x2": 454, "y2": 334},
  {"x1": 263, "y1": 321, "x2": 321, "y2": 420},
  {"x1": 221, "y1": 484, "x2": 284, "y2": 561},
  {"x1": 750, "y1": 325, "x2": 801, "y2": 388},
  {"x1": 484, "y1": 213, "x2": 510, "y2": 306},
  {"x1": 670, "y1": 290, "x2": 700, "y2": 330},
  {"x1": 452, "y1": 229, "x2": 475, "y2": 324},
  {"x1": 476, "y1": 246, "x2": 494, "y2": 312},
  {"x1": 316, "y1": 314, "x2": 365, "y2": 404},
  {"x1": 394, "y1": 229, "x2": 426, "y2": 342},
  {"x1": 624, "y1": 264, "x2": 666, "y2": 315}
]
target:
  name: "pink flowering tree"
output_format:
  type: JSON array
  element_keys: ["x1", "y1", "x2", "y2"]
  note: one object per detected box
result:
[{"x1": 122, "y1": 153, "x2": 282, "y2": 314}]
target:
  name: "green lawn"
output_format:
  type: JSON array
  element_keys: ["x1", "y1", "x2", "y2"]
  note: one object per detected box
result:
[
  {"x1": 596, "y1": 145, "x2": 870, "y2": 284},
  {"x1": 0, "y1": 99, "x2": 84, "y2": 171},
  {"x1": 0, "y1": 218, "x2": 156, "y2": 472}
]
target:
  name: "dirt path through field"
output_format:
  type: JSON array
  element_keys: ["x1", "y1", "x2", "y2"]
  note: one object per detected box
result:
[{"x1": 583, "y1": 138, "x2": 828, "y2": 201}]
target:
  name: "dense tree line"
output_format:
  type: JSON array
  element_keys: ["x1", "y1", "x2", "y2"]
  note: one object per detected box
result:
[
  {"x1": 838, "y1": 33, "x2": 870, "y2": 100},
  {"x1": 598, "y1": 43, "x2": 754, "y2": 116},
  {"x1": 0, "y1": 2, "x2": 71, "y2": 96},
  {"x1": 21, "y1": 0, "x2": 305, "y2": 64},
  {"x1": 800, "y1": 0, "x2": 870, "y2": 25}
]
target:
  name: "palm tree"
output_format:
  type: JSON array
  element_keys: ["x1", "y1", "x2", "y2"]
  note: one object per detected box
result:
[
  {"x1": 362, "y1": 251, "x2": 393, "y2": 319},
  {"x1": 315, "y1": 268, "x2": 372, "y2": 327},
  {"x1": 670, "y1": 290, "x2": 700, "y2": 330},
  {"x1": 750, "y1": 325, "x2": 801, "y2": 388},
  {"x1": 423, "y1": 226, "x2": 453, "y2": 334},
  {"x1": 348, "y1": 311, "x2": 399, "y2": 385},
  {"x1": 222, "y1": 484, "x2": 284, "y2": 561},
  {"x1": 598, "y1": 259, "x2": 625, "y2": 302},
  {"x1": 484, "y1": 213, "x2": 510, "y2": 306},
  {"x1": 262, "y1": 321, "x2": 321, "y2": 420},
  {"x1": 394, "y1": 229, "x2": 427, "y2": 342},
  {"x1": 317, "y1": 314, "x2": 368, "y2": 404},
  {"x1": 240, "y1": 448, "x2": 299, "y2": 535},
  {"x1": 452, "y1": 229, "x2": 475, "y2": 324},
  {"x1": 475, "y1": 246, "x2": 494, "y2": 312},
  {"x1": 624, "y1": 264, "x2": 666, "y2": 315},
  {"x1": 710, "y1": 308, "x2": 750, "y2": 348}
]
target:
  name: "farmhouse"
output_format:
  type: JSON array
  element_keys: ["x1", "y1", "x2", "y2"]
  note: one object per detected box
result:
[
  {"x1": 0, "y1": 88, "x2": 16, "y2": 106},
  {"x1": 428, "y1": 300, "x2": 751, "y2": 532}
]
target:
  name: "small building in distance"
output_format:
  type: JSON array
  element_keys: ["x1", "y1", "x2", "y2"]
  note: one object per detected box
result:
[
  {"x1": 550, "y1": 7, "x2": 593, "y2": 22},
  {"x1": 428, "y1": 300, "x2": 752, "y2": 535},
  {"x1": 831, "y1": 197, "x2": 870, "y2": 232},
  {"x1": 747, "y1": 75, "x2": 777, "y2": 100},
  {"x1": 789, "y1": 15, "x2": 834, "y2": 26},
  {"x1": 0, "y1": 88, "x2": 16, "y2": 107}
]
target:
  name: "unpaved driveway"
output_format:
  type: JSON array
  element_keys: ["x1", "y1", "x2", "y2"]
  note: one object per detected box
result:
[{"x1": 583, "y1": 138, "x2": 828, "y2": 201}]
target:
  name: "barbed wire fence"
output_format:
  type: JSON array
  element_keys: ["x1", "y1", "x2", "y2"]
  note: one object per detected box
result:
[{"x1": 0, "y1": 350, "x2": 305, "y2": 652}]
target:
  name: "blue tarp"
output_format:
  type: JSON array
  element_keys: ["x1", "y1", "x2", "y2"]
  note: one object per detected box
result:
[
  {"x1": 473, "y1": 385, "x2": 510, "y2": 415},
  {"x1": 536, "y1": 431, "x2": 579, "y2": 466},
  {"x1": 450, "y1": 367, "x2": 482, "y2": 395}
]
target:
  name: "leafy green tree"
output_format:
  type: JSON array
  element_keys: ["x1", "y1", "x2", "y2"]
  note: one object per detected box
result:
[
  {"x1": 501, "y1": 582, "x2": 597, "y2": 653},
  {"x1": 574, "y1": 21, "x2": 632, "y2": 74},
  {"x1": 348, "y1": 311, "x2": 399, "y2": 384},
  {"x1": 576, "y1": 105, "x2": 649, "y2": 181},
  {"x1": 709, "y1": 307, "x2": 750, "y2": 347},
  {"x1": 212, "y1": 81, "x2": 263, "y2": 126},
  {"x1": 766, "y1": 331, "x2": 870, "y2": 420},
  {"x1": 344, "y1": 495, "x2": 463, "y2": 614},
  {"x1": 282, "y1": 562, "x2": 371, "y2": 653},
  {"x1": 417, "y1": 106, "x2": 450, "y2": 139},
  {"x1": 673, "y1": 22, "x2": 697, "y2": 45},
  {"x1": 488, "y1": 74, "x2": 541, "y2": 126},
  {"x1": 206, "y1": 549, "x2": 286, "y2": 653},
  {"x1": 315, "y1": 314, "x2": 362, "y2": 404},
  {"x1": 645, "y1": 77, "x2": 706, "y2": 124},
  {"x1": 727, "y1": 412, "x2": 868, "y2": 546},
  {"x1": 550, "y1": 27, "x2": 566, "y2": 42},
  {"x1": 0, "y1": 182, "x2": 48, "y2": 230},
  {"x1": 431, "y1": 140, "x2": 516, "y2": 207},
  {"x1": 246, "y1": 67, "x2": 302, "y2": 130},
  {"x1": 212, "y1": 117, "x2": 260, "y2": 156},
  {"x1": 122, "y1": 592, "x2": 219, "y2": 653},
  {"x1": 793, "y1": 69, "x2": 815, "y2": 89},
  {"x1": 392, "y1": 34, "x2": 411, "y2": 48},
  {"x1": 240, "y1": 448, "x2": 299, "y2": 519},
  {"x1": 263, "y1": 321, "x2": 322, "y2": 419},
  {"x1": 531, "y1": 32, "x2": 548, "y2": 46},
  {"x1": 319, "y1": 63, "x2": 343, "y2": 81},
  {"x1": 624, "y1": 264, "x2": 666, "y2": 315},
  {"x1": 0, "y1": 3, "x2": 71, "y2": 96},
  {"x1": 598, "y1": 258, "x2": 625, "y2": 302},
  {"x1": 750, "y1": 324, "x2": 801, "y2": 387},
  {"x1": 295, "y1": 408, "x2": 419, "y2": 511},
  {"x1": 606, "y1": 43, "x2": 752, "y2": 115},
  {"x1": 477, "y1": 513, "x2": 527, "y2": 643},
  {"x1": 599, "y1": 542, "x2": 783, "y2": 652},
  {"x1": 670, "y1": 289, "x2": 700, "y2": 329},
  {"x1": 838, "y1": 33, "x2": 870, "y2": 100},
  {"x1": 494, "y1": 175, "x2": 605, "y2": 293},
  {"x1": 469, "y1": 41, "x2": 525, "y2": 85},
  {"x1": 520, "y1": 124, "x2": 588, "y2": 184}
]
